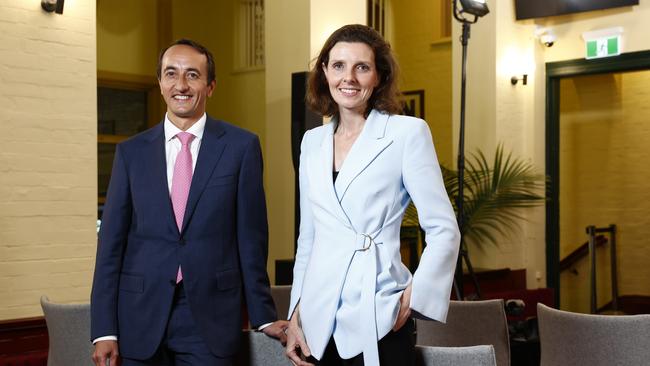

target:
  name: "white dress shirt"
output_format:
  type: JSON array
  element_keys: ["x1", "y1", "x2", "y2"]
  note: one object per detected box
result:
[{"x1": 163, "y1": 114, "x2": 205, "y2": 191}]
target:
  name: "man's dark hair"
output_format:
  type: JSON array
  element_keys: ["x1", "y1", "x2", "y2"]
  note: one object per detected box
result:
[{"x1": 157, "y1": 38, "x2": 216, "y2": 85}]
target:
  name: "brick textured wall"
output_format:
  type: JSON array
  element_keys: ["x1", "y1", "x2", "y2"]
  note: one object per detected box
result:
[{"x1": 0, "y1": 0, "x2": 97, "y2": 320}]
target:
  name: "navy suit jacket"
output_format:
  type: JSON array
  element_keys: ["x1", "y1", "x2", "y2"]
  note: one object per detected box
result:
[{"x1": 91, "y1": 116, "x2": 277, "y2": 359}]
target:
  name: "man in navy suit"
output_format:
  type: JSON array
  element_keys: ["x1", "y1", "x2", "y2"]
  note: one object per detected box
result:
[{"x1": 91, "y1": 39, "x2": 286, "y2": 366}]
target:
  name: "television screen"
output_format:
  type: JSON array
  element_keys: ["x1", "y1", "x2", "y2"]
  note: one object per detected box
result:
[{"x1": 515, "y1": 0, "x2": 639, "y2": 20}]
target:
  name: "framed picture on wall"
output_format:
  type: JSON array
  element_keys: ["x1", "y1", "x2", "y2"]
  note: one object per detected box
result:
[{"x1": 401, "y1": 90, "x2": 424, "y2": 119}]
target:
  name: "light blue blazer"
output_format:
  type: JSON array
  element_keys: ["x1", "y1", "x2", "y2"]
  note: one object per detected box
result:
[{"x1": 288, "y1": 109, "x2": 461, "y2": 365}]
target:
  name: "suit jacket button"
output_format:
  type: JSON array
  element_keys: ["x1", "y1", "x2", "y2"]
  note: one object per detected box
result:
[
  {"x1": 179, "y1": 238, "x2": 186, "y2": 245},
  {"x1": 169, "y1": 279, "x2": 176, "y2": 286}
]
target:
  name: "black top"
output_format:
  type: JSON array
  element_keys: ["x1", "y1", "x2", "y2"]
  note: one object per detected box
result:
[{"x1": 333, "y1": 170, "x2": 339, "y2": 183}]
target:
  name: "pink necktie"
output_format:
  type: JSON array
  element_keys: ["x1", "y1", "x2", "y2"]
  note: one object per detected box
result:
[{"x1": 171, "y1": 132, "x2": 195, "y2": 283}]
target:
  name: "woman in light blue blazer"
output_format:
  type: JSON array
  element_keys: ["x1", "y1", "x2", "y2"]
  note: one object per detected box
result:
[{"x1": 285, "y1": 24, "x2": 460, "y2": 366}]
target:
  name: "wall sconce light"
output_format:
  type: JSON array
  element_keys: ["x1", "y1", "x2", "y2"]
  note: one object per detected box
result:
[
  {"x1": 511, "y1": 74, "x2": 528, "y2": 85},
  {"x1": 41, "y1": 0, "x2": 64, "y2": 14}
]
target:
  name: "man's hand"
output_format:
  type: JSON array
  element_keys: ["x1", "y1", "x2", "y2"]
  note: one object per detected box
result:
[
  {"x1": 285, "y1": 307, "x2": 314, "y2": 366},
  {"x1": 261, "y1": 320, "x2": 289, "y2": 345},
  {"x1": 92, "y1": 340, "x2": 120, "y2": 366},
  {"x1": 393, "y1": 283, "x2": 412, "y2": 331}
]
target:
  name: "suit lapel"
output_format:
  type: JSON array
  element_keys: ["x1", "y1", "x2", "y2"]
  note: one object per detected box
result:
[
  {"x1": 181, "y1": 118, "x2": 227, "y2": 232},
  {"x1": 334, "y1": 110, "x2": 393, "y2": 202},
  {"x1": 144, "y1": 123, "x2": 179, "y2": 235}
]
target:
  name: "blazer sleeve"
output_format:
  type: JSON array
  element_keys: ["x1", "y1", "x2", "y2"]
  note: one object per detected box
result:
[
  {"x1": 90, "y1": 144, "x2": 132, "y2": 340},
  {"x1": 402, "y1": 120, "x2": 460, "y2": 323},
  {"x1": 287, "y1": 130, "x2": 316, "y2": 319},
  {"x1": 236, "y1": 136, "x2": 278, "y2": 327}
]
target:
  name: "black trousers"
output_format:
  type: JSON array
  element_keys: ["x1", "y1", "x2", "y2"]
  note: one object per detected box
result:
[{"x1": 311, "y1": 319, "x2": 416, "y2": 366}]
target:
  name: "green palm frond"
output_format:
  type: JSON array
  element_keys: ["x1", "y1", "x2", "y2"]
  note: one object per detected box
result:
[{"x1": 453, "y1": 144, "x2": 546, "y2": 248}]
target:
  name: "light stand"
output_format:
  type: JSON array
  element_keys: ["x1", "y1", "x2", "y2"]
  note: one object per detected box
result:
[{"x1": 452, "y1": 0, "x2": 489, "y2": 300}]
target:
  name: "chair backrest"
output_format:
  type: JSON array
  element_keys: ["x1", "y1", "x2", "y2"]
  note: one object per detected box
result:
[
  {"x1": 537, "y1": 303, "x2": 650, "y2": 366},
  {"x1": 40, "y1": 295, "x2": 93, "y2": 366},
  {"x1": 237, "y1": 330, "x2": 497, "y2": 366},
  {"x1": 236, "y1": 330, "x2": 290, "y2": 366},
  {"x1": 416, "y1": 299, "x2": 510, "y2": 366},
  {"x1": 416, "y1": 345, "x2": 497, "y2": 366},
  {"x1": 270, "y1": 285, "x2": 291, "y2": 319}
]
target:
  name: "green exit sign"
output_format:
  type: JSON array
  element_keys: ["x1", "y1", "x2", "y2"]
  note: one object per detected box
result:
[{"x1": 586, "y1": 36, "x2": 620, "y2": 59}]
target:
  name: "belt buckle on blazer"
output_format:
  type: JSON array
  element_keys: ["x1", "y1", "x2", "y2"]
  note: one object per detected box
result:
[{"x1": 360, "y1": 233, "x2": 374, "y2": 251}]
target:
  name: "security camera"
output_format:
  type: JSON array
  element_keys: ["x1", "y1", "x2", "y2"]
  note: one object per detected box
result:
[
  {"x1": 540, "y1": 33, "x2": 556, "y2": 47},
  {"x1": 535, "y1": 27, "x2": 556, "y2": 48}
]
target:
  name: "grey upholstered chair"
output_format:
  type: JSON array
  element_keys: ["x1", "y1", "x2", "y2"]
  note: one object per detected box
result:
[
  {"x1": 237, "y1": 329, "x2": 290, "y2": 365},
  {"x1": 537, "y1": 303, "x2": 650, "y2": 366},
  {"x1": 270, "y1": 285, "x2": 292, "y2": 319},
  {"x1": 40, "y1": 295, "x2": 93, "y2": 366},
  {"x1": 416, "y1": 299, "x2": 510, "y2": 366},
  {"x1": 416, "y1": 345, "x2": 497, "y2": 366}
]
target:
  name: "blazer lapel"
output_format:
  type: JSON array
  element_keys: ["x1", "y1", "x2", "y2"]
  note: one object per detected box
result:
[
  {"x1": 312, "y1": 122, "x2": 352, "y2": 227},
  {"x1": 144, "y1": 123, "x2": 179, "y2": 235},
  {"x1": 334, "y1": 110, "x2": 393, "y2": 202},
  {"x1": 181, "y1": 118, "x2": 227, "y2": 232}
]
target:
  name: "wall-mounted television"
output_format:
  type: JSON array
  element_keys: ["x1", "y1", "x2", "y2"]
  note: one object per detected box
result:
[{"x1": 514, "y1": 0, "x2": 639, "y2": 20}]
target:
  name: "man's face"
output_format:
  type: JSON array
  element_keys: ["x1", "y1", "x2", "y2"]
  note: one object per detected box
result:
[{"x1": 158, "y1": 44, "x2": 215, "y2": 127}]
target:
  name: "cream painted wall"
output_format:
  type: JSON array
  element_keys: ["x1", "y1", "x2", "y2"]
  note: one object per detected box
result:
[
  {"x1": 0, "y1": 0, "x2": 97, "y2": 319},
  {"x1": 97, "y1": 0, "x2": 159, "y2": 77},
  {"x1": 392, "y1": 0, "x2": 453, "y2": 165},
  {"x1": 454, "y1": 0, "x2": 650, "y2": 290},
  {"x1": 309, "y1": 1, "x2": 366, "y2": 61}
]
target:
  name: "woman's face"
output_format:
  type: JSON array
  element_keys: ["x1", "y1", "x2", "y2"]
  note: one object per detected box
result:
[{"x1": 323, "y1": 41, "x2": 380, "y2": 115}]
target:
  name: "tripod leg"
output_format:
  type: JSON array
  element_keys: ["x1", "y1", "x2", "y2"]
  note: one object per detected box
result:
[
  {"x1": 453, "y1": 251, "x2": 464, "y2": 300},
  {"x1": 462, "y1": 249, "x2": 482, "y2": 299}
]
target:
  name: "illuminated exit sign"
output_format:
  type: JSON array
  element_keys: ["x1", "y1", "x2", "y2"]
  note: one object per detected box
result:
[
  {"x1": 582, "y1": 27, "x2": 623, "y2": 60},
  {"x1": 586, "y1": 36, "x2": 620, "y2": 59}
]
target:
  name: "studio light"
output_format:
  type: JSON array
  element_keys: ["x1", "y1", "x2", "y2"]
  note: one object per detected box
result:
[
  {"x1": 458, "y1": 0, "x2": 490, "y2": 19},
  {"x1": 451, "y1": 0, "x2": 490, "y2": 300}
]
